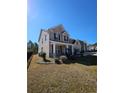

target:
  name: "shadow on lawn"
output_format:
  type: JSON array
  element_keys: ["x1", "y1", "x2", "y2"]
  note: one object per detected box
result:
[{"x1": 66, "y1": 55, "x2": 97, "y2": 66}]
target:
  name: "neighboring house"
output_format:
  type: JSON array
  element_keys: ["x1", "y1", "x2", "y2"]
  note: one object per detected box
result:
[
  {"x1": 69, "y1": 39, "x2": 87, "y2": 54},
  {"x1": 38, "y1": 24, "x2": 87, "y2": 57},
  {"x1": 78, "y1": 40, "x2": 87, "y2": 52},
  {"x1": 87, "y1": 43, "x2": 97, "y2": 51}
]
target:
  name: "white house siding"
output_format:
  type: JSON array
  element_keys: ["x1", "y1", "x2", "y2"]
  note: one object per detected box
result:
[{"x1": 38, "y1": 31, "x2": 50, "y2": 57}]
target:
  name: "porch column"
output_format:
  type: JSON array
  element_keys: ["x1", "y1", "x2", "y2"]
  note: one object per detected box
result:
[
  {"x1": 66, "y1": 45, "x2": 69, "y2": 53},
  {"x1": 53, "y1": 43, "x2": 56, "y2": 57},
  {"x1": 72, "y1": 45, "x2": 74, "y2": 55}
]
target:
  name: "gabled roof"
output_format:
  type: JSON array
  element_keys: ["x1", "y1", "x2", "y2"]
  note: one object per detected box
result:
[
  {"x1": 69, "y1": 38, "x2": 76, "y2": 44},
  {"x1": 51, "y1": 24, "x2": 66, "y2": 33},
  {"x1": 38, "y1": 24, "x2": 69, "y2": 42}
]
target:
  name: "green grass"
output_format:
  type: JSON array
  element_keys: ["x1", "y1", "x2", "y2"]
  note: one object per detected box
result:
[{"x1": 28, "y1": 55, "x2": 97, "y2": 93}]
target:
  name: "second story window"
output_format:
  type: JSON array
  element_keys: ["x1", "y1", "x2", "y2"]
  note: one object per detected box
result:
[
  {"x1": 42, "y1": 39, "x2": 43, "y2": 44},
  {"x1": 54, "y1": 33, "x2": 57, "y2": 40},
  {"x1": 64, "y1": 36, "x2": 68, "y2": 41},
  {"x1": 59, "y1": 34, "x2": 60, "y2": 41},
  {"x1": 41, "y1": 47, "x2": 43, "y2": 52},
  {"x1": 54, "y1": 33, "x2": 56, "y2": 39}
]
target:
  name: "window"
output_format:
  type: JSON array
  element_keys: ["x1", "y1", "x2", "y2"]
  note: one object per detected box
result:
[
  {"x1": 59, "y1": 34, "x2": 60, "y2": 40},
  {"x1": 54, "y1": 33, "x2": 56, "y2": 39},
  {"x1": 42, "y1": 39, "x2": 43, "y2": 44},
  {"x1": 64, "y1": 35, "x2": 68, "y2": 41},
  {"x1": 45, "y1": 35, "x2": 47, "y2": 41},
  {"x1": 41, "y1": 47, "x2": 43, "y2": 52},
  {"x1": 54, "y1": 33, "x2": 59, "y2": 40}
]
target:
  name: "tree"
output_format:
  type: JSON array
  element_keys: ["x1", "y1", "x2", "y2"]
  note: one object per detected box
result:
[
  {"x1": 27, "y1": 40, "x2": 38, "y2": 54},
  {"x1": 27, "y1": 40, "x2": 34, "y2": 52},
  {"x1": 33, "y1": 42, "x2": 38, "y2": 54}
]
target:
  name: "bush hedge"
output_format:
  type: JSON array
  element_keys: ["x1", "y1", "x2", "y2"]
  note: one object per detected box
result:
[{"x1": 39, "y1": 52, "x2": 46, "y2": 61}]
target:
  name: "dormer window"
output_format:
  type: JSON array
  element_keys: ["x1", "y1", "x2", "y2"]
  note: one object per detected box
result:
[{"x1": 64, "y1": 35, "x2": 68, "y2": 41}]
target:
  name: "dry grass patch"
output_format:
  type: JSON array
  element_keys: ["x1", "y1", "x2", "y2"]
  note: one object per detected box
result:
[{"x1": 28, "y1": 55, "x2": 97, "y2": 93}]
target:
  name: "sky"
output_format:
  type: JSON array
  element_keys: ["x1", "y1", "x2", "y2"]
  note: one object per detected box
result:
[{"x1": 27, "y1": 0, "x2": 97, "y2": 44}]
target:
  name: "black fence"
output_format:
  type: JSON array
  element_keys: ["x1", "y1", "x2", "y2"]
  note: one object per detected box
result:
[
  {"x1": 27, "y1": 52, "x2": 33, "y2": 61},
  {"x1": 27, "y1": 51, "x2": 33, "y2": 70}
]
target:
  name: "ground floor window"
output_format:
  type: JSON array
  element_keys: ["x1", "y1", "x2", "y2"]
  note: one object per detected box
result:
[{"x1": 41, "y1": 47, "x2": 43, "y2": 52}]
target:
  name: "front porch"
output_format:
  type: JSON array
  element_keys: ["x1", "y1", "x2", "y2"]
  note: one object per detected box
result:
[{"x1": 49, "y1": 40, "x2": 74, "y2": 57}]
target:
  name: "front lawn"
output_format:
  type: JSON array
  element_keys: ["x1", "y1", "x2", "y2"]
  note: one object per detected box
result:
[{"x1": 28, "y1": 55, "x2": 97, "y2": 93}]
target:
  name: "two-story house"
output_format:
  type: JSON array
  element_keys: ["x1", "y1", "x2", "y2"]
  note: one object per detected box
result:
[{"x1": 38, "y1": 24, "x2": 87, "y2": 57}]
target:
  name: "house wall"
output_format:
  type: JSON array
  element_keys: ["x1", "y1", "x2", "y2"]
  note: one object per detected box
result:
[{"x1": 38, "y1": 31, "x2": 50, "y2": 57}]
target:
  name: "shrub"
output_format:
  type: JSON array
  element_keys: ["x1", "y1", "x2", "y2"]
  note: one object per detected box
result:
[
  {"x1": 54, "y1": 58, "x2": 61, "y2": 64},
  {"x1": 39, "y1": 52, "x2": 46, "y2": 61},
  {"x1": 70, "y1": 55, "x2": 77, "y2": 60},
  {"x1": 59, "y1": 55, "x2": 68, "y2": 63}
]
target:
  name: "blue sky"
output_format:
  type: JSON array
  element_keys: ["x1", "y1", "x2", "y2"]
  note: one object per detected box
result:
[{"x1": 27, "y1": 0, "x2": 97, "y2": 44}]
